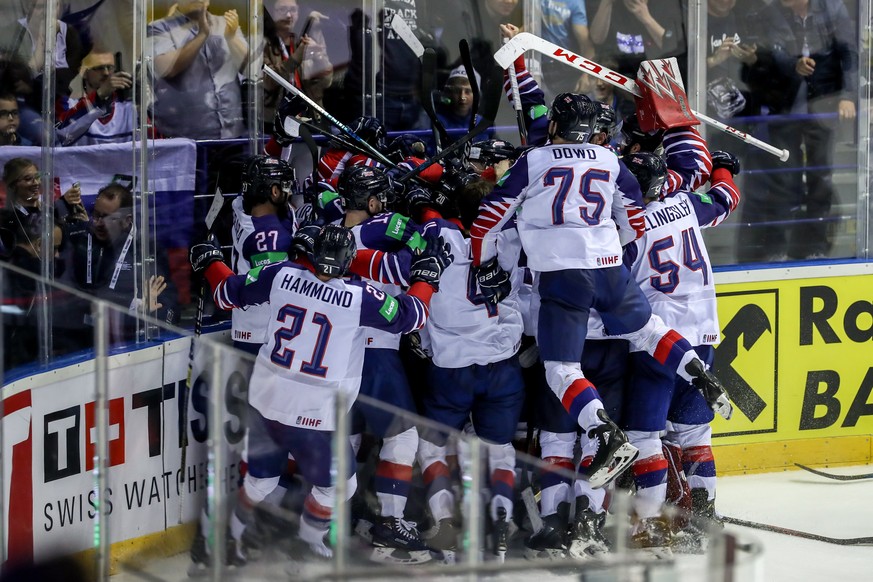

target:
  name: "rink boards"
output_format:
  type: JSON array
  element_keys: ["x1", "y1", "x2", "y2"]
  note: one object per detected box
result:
[{"x1": 2, "y1": 264, "x2": 872, "y2": 567}]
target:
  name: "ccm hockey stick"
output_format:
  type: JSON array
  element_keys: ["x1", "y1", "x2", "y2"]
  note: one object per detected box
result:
[
  {"x1": 264, "y1": 65, "x2": 396, "y2": 168},
  {"x1": 179, "y1": 186, "x2": 225, "y2": 520},
  {"x1": 494, "y1": 33, "x2": 790, "y2": 161},
  {"x1": 795, "y1": 463, "x2": 873, "y2": 481},
  {"x1": 722, "y1": 516, "x2": 873, "y2": 545}
]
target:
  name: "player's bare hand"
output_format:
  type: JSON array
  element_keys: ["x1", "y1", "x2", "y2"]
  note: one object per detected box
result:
[
  {"x1": 224, "y1": 9, "x2": 239, "y2": 37},
  {"x1": 500, "y1": 24, "x2": 520, "y2": 40}
]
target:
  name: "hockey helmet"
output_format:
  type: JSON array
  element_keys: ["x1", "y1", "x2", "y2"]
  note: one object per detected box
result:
[
  {"x1": 241, "y1": 155, "x2": 296, "y2": 210},
  {"x1": 619, "y1": 113, "x2": 666, "y2": 154},
  {"x1": 592, "y1": 102, "x2": 621, "y2": 141},
  {"x1": 624, "y1": 152, "x2": 668, "y2": 202},
  {"x1": 548, "y1": 93, "x2": 599, "y2": 144},
  {"x1": 337, "y1": 165, "x2": 390, "y2": 212},
  {"x1": 387, "y1": 134, "x2": 428, "y2": 163},
  {"x1": 312, "y1": 224, "x2": 357, "y2": 278},
  {"x1": 468, "y1": 139, "x2": 518, "y2": 166}
]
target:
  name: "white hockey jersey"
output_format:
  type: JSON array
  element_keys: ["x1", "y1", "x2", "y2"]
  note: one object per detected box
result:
[
  {"x1": 424, "y1": 220, "x2": 524, "y2": 368},
  {"x1": 213, "y1": 261, "x2": 431, "y2": 430},
  {"x1": 589, "y1": 169, "x2": 740, "y2": 345},
  {"x1": 229, "y1": 196, "x2": 293, "y2": 344},
  {"x1": 470, "y1": 143, "x2": 646, "y2": 271}
]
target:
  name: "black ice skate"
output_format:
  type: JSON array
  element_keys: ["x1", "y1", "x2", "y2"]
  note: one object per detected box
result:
[
  {"x1": 187, "y1": 530, "x2": 247, "y2": 578},
  {"x1": 370, "y1": 516, "x2": 432, "y2": 564},
  {"x1": 568, "y1": 498, "x2": 609, "y2": 559},
  {"x1": 423, "y1": 517, "x2": 458, "y2": 563},
  {"x1": 492, "y1": 507, "x2": 510, "y2": 562},
  {"x1": 524, "y1": 512, "x2": 567, "y2": 561},
  {"x1": 685, "y1": 359, "x2": 733, "y2": 420},
  {"x1": 584, "y1": 409, "x2": 639, "y2": 489}
]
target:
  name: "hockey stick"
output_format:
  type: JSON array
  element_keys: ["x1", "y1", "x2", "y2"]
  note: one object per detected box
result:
[
  {"x1": 397, "y1": 116, "x2": 492, "y2": 183},
  {"x1": 263, "y1": 66, "x2": 397, "y2": 168},
  {"x1": 519, "y1": 426, "x2": 545, "y2": 534},
  {"x1": 459, "y1": 39, "x2": 480, "y2": 135},
  {"x1": 421, "y1": 48, "x2": 449, "y2": 152},
  {"x1": 494, "y1": 33, "x2": 790, "y2": 162},
  {"x1": 503, "y1": 39, "x2": 528, "y2": 146},
  {"x1": 795, "y1": 463, "x2": 873, "y2": 481},
  {"x1": 298, "y1": 123, "x2": 320, "y2": 185},
  {"x1": 179, "y1": 187, "x2": 225, "y2": 521},
  {"x1": 722, "y1": 516, "x2": 873, "y2": 546},
  {"x1": 385, "y1": 8, "x2": 424, "y2": 58}
]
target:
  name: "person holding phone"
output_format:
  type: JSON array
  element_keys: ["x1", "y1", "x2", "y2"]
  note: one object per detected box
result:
[
  {"x1": 263, "y1": 0, "x2": 332, "y2": 132},
  {"x1": 57, "y1": 51, "x2": 137, "y2": 146}
]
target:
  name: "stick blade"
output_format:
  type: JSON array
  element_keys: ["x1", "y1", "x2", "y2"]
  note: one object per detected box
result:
[
  {"x1": 204, "y1": 187, "x2": 224, "y2": 232},
  {"x1": 493, "y1": 32, "x2": 534, "y2": 69}
]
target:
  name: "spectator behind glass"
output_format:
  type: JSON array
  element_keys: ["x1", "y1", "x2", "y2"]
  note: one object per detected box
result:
[
  {"x1": 343, "y1": 1, "x2": 433, "y2": 131},
  {"x1": 62, "y1": 184, "x2": 177, "y2": 341},
  {"x1": 2, "y1": 158, "x2": 86, "y2": 225},
  {"x1": 263, "y1": 0, "x2": 332, "y2": 132},
  {"x1": 738, "y1": 0, "x2": 857, "y2": 261},
  {"x1": 0, "y1": 206, "x2": 63, "y2": 370},
  {"x1": 0, "y1": 92, "x2": 30, "y2": 146},
  {"x1": 589, "y1": 0, "x2": 686, "y2": 79},
  {"x1": 435, "y1": 65, "x2": 494, "y2": 141},
  {"x1": 147, "y1": 0, "x2": 248, "y2": 139},
  {"x1": 585, "y1": 57, "x2": 636, "y2": 120},
  {"x1": 57, "y1": 51, "x2": 136, "y2": 146},
  {"x1": 538, "y1": 0, "x2": 595, "y2": 100}
]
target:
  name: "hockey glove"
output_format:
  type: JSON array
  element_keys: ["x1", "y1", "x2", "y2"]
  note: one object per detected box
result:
[
  {"x1": 711, "y1": 150, "x2": 741, "y2": 175},
  {"x1": 291, "y1": 224, "x2": 321, "y2": 260},
  {"x1": 189, "y1": 237, "x2": 224, "y2": 274},
  {"x1": 410, "y1": 236, "x2": 454, "y2": 290},
  {"x1": 273, "y1": 93, "x2": 310, "y2": 146},
  {"x1": 474, "y1": 256, "x2": 511, "y2": 304},
  {"x1": 403, "y1": 186, "x2": 432, "y2": 214}
]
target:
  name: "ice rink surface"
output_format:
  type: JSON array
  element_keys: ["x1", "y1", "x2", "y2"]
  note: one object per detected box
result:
[{"x1": 117, "y1": 465, "x2": 873, "y2": 581}]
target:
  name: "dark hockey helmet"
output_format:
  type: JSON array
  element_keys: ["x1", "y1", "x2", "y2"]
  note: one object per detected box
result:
[
  {"x1": 624, "y1": 152, "x2": 668, "y2": 202},
  {"x1": 313, "y1": 224, "x2": 357, "y2": 278},
  {"x1": 350, "y1": 116, "x2": 386, "y2": 150},
  {"x1": 619, "y1": 113, "x2": 666, "y2": 154},
  {"x1": 468, "y1": 139, "x2": 518, "y2": 166},
  {"x1": 337, "y1": 165, "x2": 390, "y2": 211},
  {"x1": 241, "y1": 155, "x2": 296, "y2": 210},
  {"x1": 592, "y1": 102, "x2": 620, "y2": 140},
  {"x1": 387, "y1": 134, "x2": 427, "y2": 163},
  {"x1": 548, "y1": 93, "x2": 599, "y2": 143}
]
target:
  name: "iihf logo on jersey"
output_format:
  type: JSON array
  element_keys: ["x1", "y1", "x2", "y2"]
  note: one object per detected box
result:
[
  {"x1": 596, "y1": 255, "x2": 620, "y2": 267},
  {"x1": 296, "y1": 415, "x2": 323, "y2": 428}
]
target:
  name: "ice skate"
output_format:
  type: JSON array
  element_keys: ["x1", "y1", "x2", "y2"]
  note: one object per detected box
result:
[
  {"x1": 585, "y1": 409, "x2": 639, "y2": 488},
  {"x1": 630, "y1": 516, "x2": 673, "y2": 559},
  {"x1": 685, "y1": 359, "x2": 733, "y2": 420},
  {"x1": 187, "y1": 530, "x2": 247, "y2": 578},
  {"x1": 524, "y1": 512, "x2": 567, "y2": 561},
  {"x1": 568, "y1": 499, "x2": 609, "y2": 559},
  {"x1": 492, "y1": 507, "x2": 510, "y2": 562},
  {"x1": 423, "y1": 517, "x2": 458, "y2": 563},
  {"x1": 370, "y1": 516, "x2": 432, "y2": 564}
]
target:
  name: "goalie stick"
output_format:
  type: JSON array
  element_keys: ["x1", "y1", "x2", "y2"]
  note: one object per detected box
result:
[
  {"x1": 722, "y1": 516, "x2": 873, "y2": 546},
  {"x1": 264, "y1": 65, "x2": 397, "y2": 168},
  {"x1": 795, "y1": 463, "x2": 873, "y2": 481},
  {"x1": 494, "y1": 33, "x2": 790, "y2": 162},
  {"x1": 179, "y1": 186, "x2": 225, "y2": 521}
]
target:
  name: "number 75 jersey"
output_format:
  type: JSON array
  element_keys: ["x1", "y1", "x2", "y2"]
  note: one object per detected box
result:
[{"x1": 471, "y1": 143, "x2": 645, "y2": 271}]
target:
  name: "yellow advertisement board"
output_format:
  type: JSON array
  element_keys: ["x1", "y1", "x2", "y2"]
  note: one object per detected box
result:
[{"x1": 712, "y1": 274, "x2": 873, "y2": 450}]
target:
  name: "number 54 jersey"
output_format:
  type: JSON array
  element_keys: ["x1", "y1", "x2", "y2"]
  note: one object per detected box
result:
[{"x1": 213, "y1": 260, "x2": 431, "y2": 430}]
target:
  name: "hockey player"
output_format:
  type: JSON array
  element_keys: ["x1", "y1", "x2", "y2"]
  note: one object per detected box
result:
[
  {"x1": 468, "y1": 91, "x2": 733, "y2": 492},
  {"x1": 334, "y1": 165, "x2": 434, "y2": 564},
  {"x1": 188, "y1": 224, "x2": 453, "y2": 561},
  {"x1": 415, "y1": 177, "x2": 526, "y2": 562},
  {"x1": 189, "y1": 155, "x2": 298, "y2": 573},
  {"x1": 621, "y1": 150, "x2": 741, "y2": 554}
]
